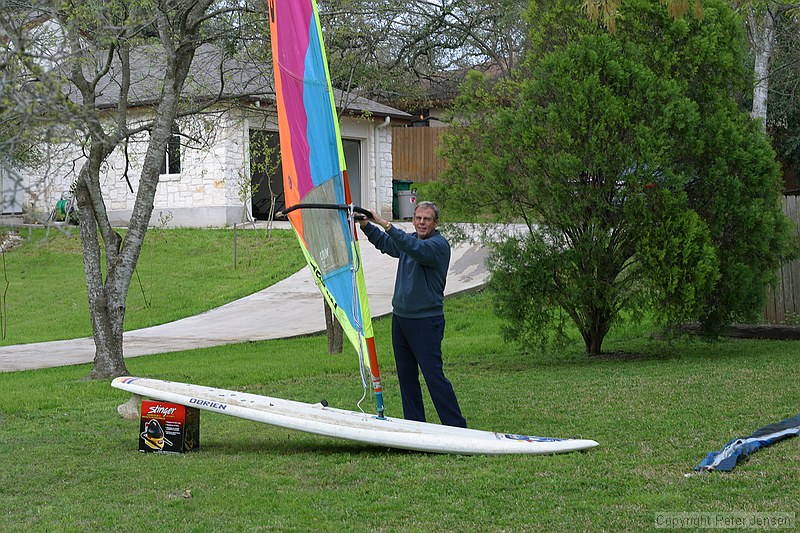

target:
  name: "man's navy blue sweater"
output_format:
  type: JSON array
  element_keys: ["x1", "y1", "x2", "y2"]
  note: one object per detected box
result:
[{"x1": 363, "y1": 223, "x2": 450, "y2": 318}]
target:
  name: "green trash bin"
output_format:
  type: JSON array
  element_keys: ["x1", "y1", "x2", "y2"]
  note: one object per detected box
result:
[{"x1": 392, "y1": 180, "x2": 413, "y2": 219}]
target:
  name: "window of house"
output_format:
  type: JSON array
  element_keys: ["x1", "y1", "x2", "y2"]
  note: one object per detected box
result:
[{"x1": 160, "y1": 126, "x2": 181, "y2": 175}]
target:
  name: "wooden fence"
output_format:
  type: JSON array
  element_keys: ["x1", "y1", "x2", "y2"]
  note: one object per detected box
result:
[
  {"x1": 765, "y1": 193, "x2": 800, "y2": 323},
  {"x1": 392, "y1": 127, "x2": 447, "y2": 183}
]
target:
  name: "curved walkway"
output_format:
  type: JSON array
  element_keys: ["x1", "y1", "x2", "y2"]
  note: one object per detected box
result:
[{"x1": 0, "y1": 223, "x2": 490, "y2": 372}]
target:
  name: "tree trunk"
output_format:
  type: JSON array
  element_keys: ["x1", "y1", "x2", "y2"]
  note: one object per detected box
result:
[
  {"x1": 747, "y1": 5, "x2": 777, "y2": 130},
  {"x1": 324, "y1": 300, "x2": 344, "y2": 354},
  {"x1": 75, "y1": 162, "x2": 129, "y2": 379},
  {"x1": 582, "y1": 330, "x2": 604, "y2": 356},
  {"x1": 80, "y1": 220, "x2": 132, "y2": 379},
  {"x1": 582, "y1": 309, "x2": 612, "y2": 356}
]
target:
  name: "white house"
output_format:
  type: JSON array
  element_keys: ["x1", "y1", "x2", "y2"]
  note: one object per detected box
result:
[{"x1": 10, "y1": 44, "x2": 411, "y2": 227}]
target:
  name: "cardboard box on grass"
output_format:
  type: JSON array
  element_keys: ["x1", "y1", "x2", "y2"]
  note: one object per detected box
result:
[{"x1": 139, "y1": 399, "x2": 200, "y2": 454}]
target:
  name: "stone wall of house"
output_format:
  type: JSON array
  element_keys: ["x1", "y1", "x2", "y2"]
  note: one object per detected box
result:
[
  {"x1": 17, "y1": 112, "x2": 246, "y2": 227},
  {"x1": 375, "y1": 124, "x2": 394, "y2": 220},
  {"x1": 16, "y1": 108, "x2": 399, "y2": 228},
  {"x1": 100, "y1": 113, "x2": 247, "y2": 227}
]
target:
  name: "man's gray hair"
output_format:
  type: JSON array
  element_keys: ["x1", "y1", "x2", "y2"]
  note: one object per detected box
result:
[{"x1": 415, "y1": 201, "x2": 440, "y2": 221}]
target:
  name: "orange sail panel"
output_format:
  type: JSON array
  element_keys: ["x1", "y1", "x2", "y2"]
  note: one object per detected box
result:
[{"x1": 268, "y1": 0, "x2": 384, "y2": 416}]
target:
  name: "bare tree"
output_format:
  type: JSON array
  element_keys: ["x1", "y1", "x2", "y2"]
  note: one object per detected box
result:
[
  {"x1": 1, "y1": 0, "x2": 263, "y2": 378},
  {"x1": 320, "y1": 0, "x2": 528, "y2": 107},
  {"x1": 741, "y1": 1, "x2": 800, "y2": 130}
]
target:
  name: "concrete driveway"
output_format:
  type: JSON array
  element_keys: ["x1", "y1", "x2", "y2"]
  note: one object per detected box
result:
[{"x1": 0, "y1": 223, "x2": 490, "y2": 372}]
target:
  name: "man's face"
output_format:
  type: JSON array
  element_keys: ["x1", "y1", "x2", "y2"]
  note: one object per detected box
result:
[{"x1": 413, "y1": 206, "x2": 439, "y2": 240}]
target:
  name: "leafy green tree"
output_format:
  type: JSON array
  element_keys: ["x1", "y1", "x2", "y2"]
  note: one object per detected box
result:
[{"x1": 436, "y1": 0, "x2": 794, "y2": 355}]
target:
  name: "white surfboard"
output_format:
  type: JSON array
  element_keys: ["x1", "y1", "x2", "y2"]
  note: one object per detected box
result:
[{"x1": 112, "y1": 376, "x2": 598, "y2": 455}]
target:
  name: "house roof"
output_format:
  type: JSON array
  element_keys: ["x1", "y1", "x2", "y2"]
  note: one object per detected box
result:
[
  {"x1": 378, "y1": 63, "x2": 508, "y2": 112},
  {"x1": 70, "y1": 43, "x2": 412, "y2": 120}
]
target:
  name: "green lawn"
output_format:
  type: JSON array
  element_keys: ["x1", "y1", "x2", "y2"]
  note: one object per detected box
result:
[
  {"x1": 0, "y1": 226, "x2": 304, "y2": 345},
  {"x1": 0, "y1": 228, "x2": 798, "y2": 531}
]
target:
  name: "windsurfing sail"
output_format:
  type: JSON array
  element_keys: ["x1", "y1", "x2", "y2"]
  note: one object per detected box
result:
[
  {"x1": 267, "y1": 0, "x2": 385, "y2": 417},
  {"x1": 695, "y1": 413, "x2": 800, "y2": 472}
]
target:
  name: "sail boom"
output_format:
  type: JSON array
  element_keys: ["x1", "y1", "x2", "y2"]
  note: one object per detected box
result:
[{"x1": 278, "y1": 203, "x2": 374, "y2": 220}]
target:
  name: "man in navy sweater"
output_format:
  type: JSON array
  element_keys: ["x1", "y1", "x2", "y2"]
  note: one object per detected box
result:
[{"x1": 359, "y1": 201, "x2": 466, "y2": 428}]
